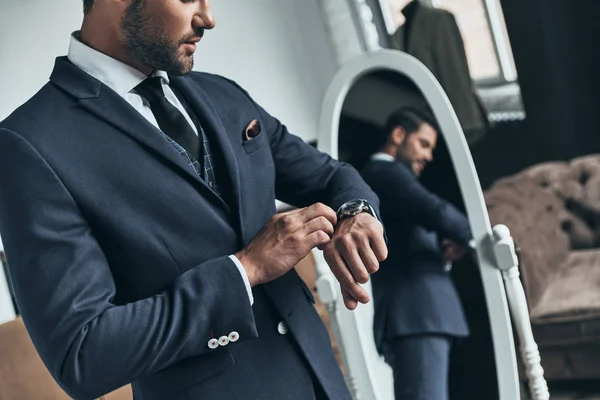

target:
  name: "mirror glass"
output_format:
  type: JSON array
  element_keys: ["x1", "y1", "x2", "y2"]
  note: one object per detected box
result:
[{"x1": 338, "y1": 69, "x2": 499, "y2": 400}]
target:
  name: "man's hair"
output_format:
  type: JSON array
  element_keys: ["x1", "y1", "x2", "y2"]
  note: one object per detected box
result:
[
  {"x1": 375, "y1": 106, "x2": 438, "y2": 151},
  {"x1": 83, "y1": 0, "x2": 94, "y2": 14}
]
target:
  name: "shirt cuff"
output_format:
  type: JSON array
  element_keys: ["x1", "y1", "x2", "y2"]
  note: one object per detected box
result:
[{"x1": 229, "y1": 255, "x2": 254, "y2": 305}]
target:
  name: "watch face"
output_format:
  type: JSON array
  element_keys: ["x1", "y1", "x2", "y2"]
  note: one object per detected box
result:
[{"x1": 340, "y1": 199, "x2": 365, "y2": 213}]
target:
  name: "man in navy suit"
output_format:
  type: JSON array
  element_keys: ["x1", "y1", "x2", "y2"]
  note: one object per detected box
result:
[
  {"x1": 0, "y1": 1, "x2": 387, "y2": 399},
  {"x1": 361, "y1": 107, "x2": 472, "y2": 400}
]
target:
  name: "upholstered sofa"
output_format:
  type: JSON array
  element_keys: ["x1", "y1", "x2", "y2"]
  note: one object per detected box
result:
[
  {"x1": 485, "y1": 155, "x2": 600, "y2": 380},
  {"x1": 0, "y1": 317, "x2": 132, "y2": 400}
]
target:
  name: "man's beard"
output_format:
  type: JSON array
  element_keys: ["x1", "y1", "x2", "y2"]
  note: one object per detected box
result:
[
  {"x1": 121, "y1": 0, "x2": 194, "y2": 75},
  {"x1": 395, "y1": 145, "x2": 420, "y2": 175}
]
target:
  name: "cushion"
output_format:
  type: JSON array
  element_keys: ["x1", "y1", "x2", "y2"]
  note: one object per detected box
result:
[
  {"x1": 530, "y1": 251, "x2": 600, "y2": 351},
  {"x1": 568, "y1": 156, "x2": 600, "y2": 226},
  {"x1": 519, "y1": 161, "x2": 570, "y2": 193},
  {"x1": 531, "y1": 250, "x2": 600, "y2": 323},
  {"x1": 486, "y1": 179, "x2": 570, "y2": 307},
  {"x1": 517, "y1": 160, "x2": 600, "y2": 247}
]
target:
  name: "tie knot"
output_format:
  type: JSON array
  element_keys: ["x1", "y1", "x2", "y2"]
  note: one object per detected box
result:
[{"x1": 135, "y1": 76, "x2": 165, "y2": 103}]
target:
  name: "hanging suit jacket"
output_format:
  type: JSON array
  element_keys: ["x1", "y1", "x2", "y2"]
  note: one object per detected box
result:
[
  {"x1": 0, "y1": 57, "x2": 380, "y2": 400},
  {"x1": 361, "y1": 159, "x2": 470, "y2": 354},
  {"x1": 390, "y1": 1, "x2": 488, "y2": 145}
]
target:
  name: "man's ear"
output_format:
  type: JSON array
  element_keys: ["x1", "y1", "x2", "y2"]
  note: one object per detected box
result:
[{"x1": 391, "y1": 127, "x2": 406, "y2": 146}]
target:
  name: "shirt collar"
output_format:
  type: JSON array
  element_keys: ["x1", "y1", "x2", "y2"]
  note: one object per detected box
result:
[
  {"x1": 371, "y1": 152, "x2": 395, "y2": 162},
  {"x1": 67, "y1": 31, "x2": 169, "y2": 97}
]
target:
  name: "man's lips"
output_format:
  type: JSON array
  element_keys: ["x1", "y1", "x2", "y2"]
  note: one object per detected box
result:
[
  {"x1": 182, "y1": 38, "x2": 201, "y2": 52},
  {"x1": 181, "y1": 33, "x2": 203, "y2": 52},
  {"x1": 182, "y1": 43, "x2": 196, "y2": 52}
]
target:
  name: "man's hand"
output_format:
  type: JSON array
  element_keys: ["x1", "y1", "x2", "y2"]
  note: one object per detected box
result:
[
  {"x1": 321, "y1": 213, "x2": 387, "y2": 310},
  {"x1": 441, "y1": 239, "x2": 468, "y2": 262},
  {"x1": 235, "y1": 203, "x2": 336, "y2": 286}
]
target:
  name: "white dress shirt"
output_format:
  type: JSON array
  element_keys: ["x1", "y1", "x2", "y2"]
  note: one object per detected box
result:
[
  {"x1": 67, "y1": 32, "x2": 254, "y2": 304},
  {"x1": 371, "y1": 152, "x2": 395, "y2": 162}
]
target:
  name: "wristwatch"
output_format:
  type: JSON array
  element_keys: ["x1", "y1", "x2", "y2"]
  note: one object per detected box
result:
[{"x1": 336, "y1": 199, "x2": 376, "y2": 222}]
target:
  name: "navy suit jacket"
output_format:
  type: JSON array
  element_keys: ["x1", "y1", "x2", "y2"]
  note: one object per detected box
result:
[
  {"x1": 0, "y1": 57, "x2": 380, "y2": 400},
  {"x1": 361, "y1": 159, "x2": 470, "y2": 354}
]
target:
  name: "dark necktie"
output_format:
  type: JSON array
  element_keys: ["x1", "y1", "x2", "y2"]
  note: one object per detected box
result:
[
  {"x1": 135, "y1": 76, "x2": 202, "y2": 162},
  {"x1": 135, "y1": 77, "x2": 221, "y2": 197}
]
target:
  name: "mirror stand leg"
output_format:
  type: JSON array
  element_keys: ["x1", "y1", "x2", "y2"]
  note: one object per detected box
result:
[
  {"x1": 502, "y1": 267, "x2": 549, "y2": 400},
  {"x1": 492, "y1": 225, "x2": 550, "y2": 400}
]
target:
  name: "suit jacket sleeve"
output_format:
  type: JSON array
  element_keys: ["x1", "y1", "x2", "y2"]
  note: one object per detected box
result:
[
  {"x1": 379, "y1": 162, "x2": 472, "y2": 244},
  {"x1": 0, "y1": 128, "x2": 257, "y2": 399},
  {"x1": 244, "y1": 93, "x2": 380, "y2": 214}
]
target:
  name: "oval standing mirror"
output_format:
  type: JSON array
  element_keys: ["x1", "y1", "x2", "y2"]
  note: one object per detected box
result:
[{"x1": 313, "y1": 49, "x2": 548, "y2": 400}]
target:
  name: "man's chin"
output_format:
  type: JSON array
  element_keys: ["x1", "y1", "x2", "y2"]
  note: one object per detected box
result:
[
  {"x1": 166, "y1": 58, "x2": 194, "y2": 76},
  {"x1": 179, "y1": 56, "x2": 195, "y2": 75}
]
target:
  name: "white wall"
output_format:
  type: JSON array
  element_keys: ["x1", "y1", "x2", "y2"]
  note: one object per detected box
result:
[
  {"x1": 0, "y1": 1, "x2": 84, "y2": 122},
  {"x1": 198, "y1": 0, "x2": 337, "y2": 141},
  {"x1": 0, "y1": 0, "x2": 338, "y2": 142}
]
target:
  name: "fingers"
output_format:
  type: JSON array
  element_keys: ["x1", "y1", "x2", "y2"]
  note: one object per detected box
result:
[
  {"x1": 297, "y1": 202, "x2": 337, "y2": 226},
  {"x1": 302, "y1": 215, "x2": 335, "y2": 238},
  {"x1": 443, "y1": 244, "x2": 467, "y2": 262},
  {"x1": 324, "y1": 249, "x2": 370, "y2": 304},
  {"x1": 337, "y1": 238, "x2": 369, "y2": 284},
  {"x1": 358, "y1": 244, "x2": 380, "y2": 274},
  {"x1": 368, "y1": 222, "x2": 388, "y2": 262},
  {"x1": 304, "y1": 230, "x2": 332, "y2": 250},
  {"x1": 358, "y1": 218, "x2": 388, "y2": 261},
  {"x1": 444, "y1": 247, "x2": 457, "y2": 261},
  {"x1": 270, "y1": 205, "x2": 337, "y2": 259},
  {"x1": 341, "y1": 287, "x2": 358, "y2": 310}
]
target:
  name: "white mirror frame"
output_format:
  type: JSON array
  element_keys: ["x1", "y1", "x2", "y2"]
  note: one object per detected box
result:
[{"x1": 315, "y1": 49, "x2": 520, "y2": 400}]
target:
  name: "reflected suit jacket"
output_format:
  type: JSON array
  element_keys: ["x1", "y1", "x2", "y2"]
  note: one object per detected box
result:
[
  {"x1": 361, "y1": 159, "x2": 470, "y2": 354},
  {"x1": 0, "y1": 57, "x2": 380, "y2": 400}
]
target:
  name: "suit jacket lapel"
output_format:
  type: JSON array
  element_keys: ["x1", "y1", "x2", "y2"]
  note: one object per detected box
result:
[
  {"x1": 49, "y1": 57, "x2": 226, "y2": 209},
  {"x1": 169, "y1": 74, "x2": 244, "y2": 235}
]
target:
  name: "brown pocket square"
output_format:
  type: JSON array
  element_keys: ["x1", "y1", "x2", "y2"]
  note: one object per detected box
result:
[{"x1": 244, "y1": 119, "x2": 261, "y2": 141}]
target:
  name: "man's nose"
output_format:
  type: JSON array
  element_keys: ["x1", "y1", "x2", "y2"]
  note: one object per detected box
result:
[{"x1": 194, "y1": 1, "x2": 216, "y2": 30}]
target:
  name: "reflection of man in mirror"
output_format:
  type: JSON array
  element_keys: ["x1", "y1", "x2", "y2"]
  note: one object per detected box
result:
[{"x1": 361, "y1": 107, "x2": 473, "y2": 400}]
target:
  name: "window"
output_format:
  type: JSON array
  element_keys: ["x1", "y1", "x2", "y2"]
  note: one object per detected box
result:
[{"x1": 379, "y1": 0, "x2": 517, "y2": 85}]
